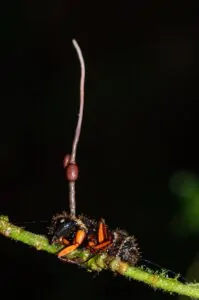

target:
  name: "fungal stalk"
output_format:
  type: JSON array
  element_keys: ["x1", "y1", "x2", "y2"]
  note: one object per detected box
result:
[{"x1": 63, "y1": 39, "x2": 85, "y2": 217}]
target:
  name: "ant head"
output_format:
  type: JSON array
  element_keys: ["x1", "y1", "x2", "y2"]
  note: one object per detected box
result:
[{"x1": 49, "y1": 212, "x2": 78, "y2": 244}]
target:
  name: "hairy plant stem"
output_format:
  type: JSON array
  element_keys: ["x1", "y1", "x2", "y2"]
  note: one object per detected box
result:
[{"x1": 0, "y1": 215, "x2": 198, "y2": 298}]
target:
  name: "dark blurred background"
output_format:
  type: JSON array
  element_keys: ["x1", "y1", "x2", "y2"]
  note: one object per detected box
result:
[{"x1": 0, "y1": 1, "x2": 199, "y2": 300}]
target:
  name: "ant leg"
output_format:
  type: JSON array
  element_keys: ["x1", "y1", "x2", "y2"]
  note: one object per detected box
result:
[
  {"x1": 98, "y1": 219, "x2": 108, "y2": 243},
  {"x1": 57, "y1": 229, "x2": 86, "y2": 258},
  {"x1": 92, "y1": 219, "x2": 112, "y2": 251},
  {"x1": 93, "y1": 240, "x2": 112, "y2": 250},
  {"x1": 61, "y1": 238, "x2": 70, "y2": 245}
]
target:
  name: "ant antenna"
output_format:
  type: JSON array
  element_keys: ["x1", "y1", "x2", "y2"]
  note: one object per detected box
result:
[{"x1": 63, "y1": 39, "x2": 86, "y2": 217}]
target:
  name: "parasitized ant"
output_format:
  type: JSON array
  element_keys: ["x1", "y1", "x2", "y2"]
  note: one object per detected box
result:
[{"x1": 45, "y1": 39, "x2": 187, "y2": 283}]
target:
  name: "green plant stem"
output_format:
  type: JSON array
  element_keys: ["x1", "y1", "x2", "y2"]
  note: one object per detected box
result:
[{"x1": 0, "y1": 215, "x2": 198, "y2": 299}]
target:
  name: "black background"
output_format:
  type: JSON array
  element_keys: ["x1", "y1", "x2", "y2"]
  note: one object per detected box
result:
[{"x1": 0, "y1": 2, "x2": 198, "y2": 300}]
